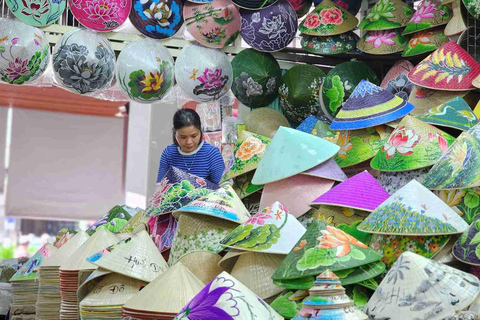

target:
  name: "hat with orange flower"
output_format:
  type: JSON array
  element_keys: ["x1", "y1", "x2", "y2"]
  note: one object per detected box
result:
[{"x1": 403, "y1": 28, "x2": 449, "y2": 57}]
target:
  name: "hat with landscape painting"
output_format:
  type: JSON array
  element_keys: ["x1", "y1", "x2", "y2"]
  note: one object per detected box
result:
[
  {"x1": 407, "y1": 85, "x2": 470, "y2": 117},
  {"x1": 358, "y1": 0, "x2": 414, "y2": 30},
  {"x1": 11, "y1": 244, "x2": 56, "y2": 281}
]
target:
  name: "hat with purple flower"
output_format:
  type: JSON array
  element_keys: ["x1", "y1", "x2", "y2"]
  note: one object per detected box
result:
[
  {"x1": 68, "y1": 0, "x2": 131, "y2": 31},
  {"x1": 403, "y1": 0, "x2": 452, "y2": 35}
]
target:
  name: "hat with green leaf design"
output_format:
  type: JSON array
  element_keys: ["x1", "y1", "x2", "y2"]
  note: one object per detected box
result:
[
  {"x1": 403, "y1": 0, "x2": 452, "y2": 35},
  {"x1": 402, "y1": 28, "x2": 449, "y2": 57},
  {"x1": 453, "y1": 214, "x2": 480, "y2": 266},
  {"x1": 358, "y1": 0, "x2": 414, "y2": 31},
  {"x1": 357, "y1": 29, "x2": 408, "y2": 55}
]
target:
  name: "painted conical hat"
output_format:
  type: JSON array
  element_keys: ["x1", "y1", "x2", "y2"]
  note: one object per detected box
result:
[
  {"x1": 77, "y1": 267, "x2": 113, "y2": 302},
  {"x1": 370, "y1": 116, "x2": 455, "y2": 172},
  {"x1": 299, "y1": 0, "x2": 358, "y2": 36},
  {"x1": 464, "y1": 0, "x2": 480, "y2": 19},
  {"x1": 222, "y1": 131, "x2": 271, "y2": 181},
  {"x1": 232, "y1": 171, "x2": 264, "y2": 199},
  {"x1": 301, "y1": 158, "x2": 347, "y2": 181},
  {"x1": 259, "y1": 175, "x2": 334, "y2": 218},
  {"x1": 358, "y1": 0, "x2": 414, "y2": 30},
  {"x1": 408, "y1": 85, "x2": 469, "y2": 117},
  {"x1": 60, "y1": 228, "x2": 118, "y2": 271},
  {"x1": 330, "y1": 80, "x2": 414, "y2": 130},
  {"x1": 408, "y1": 41, "x2": 480, "y2": 91},
  {"x1": 271, "y1": 220, "x2": 382, "y2": 281},
  {"x1": 310, "y1": 171, "x2": 390, "y2": 212},
  {"x1": 301, "y1": 31, "x2": 359, "y2": 55},
  {"x1": 43, "y1": 232, "x2": 90, "y2": 268},
  {"x1": 252, "y1": 126, "x2": 340, "y2": 185},
  {"x1": 417, "y1": 96, "x2": 478, "y2": 131},
  {"x1": 174, "y1": 271, "x2": 283, "y2": 319},
  {"x1": 123, "y1": 262, "x2": 204, "y2": 314},
  {"x1": 364, "y1": 251, "x2": 480, "y2": 320},
  {"x1": 294, "y1": 306, "x2": 368, "y2": 319},
  {"x1": 403, "y1": 29, "x2": 449, "y2": 57},
  {"x1": 10, "y1": 244, "x2": 56, "y2": 281},
  {"x1": 358, "y1": 180, "x2": 468, "y2": 236},
  {"x1": 244, "y1": 108, "x2": 290, "y2": 139},
  {"x1": 380, "y1": 61, "x2": 414, "y2": 102},
  {"x1": 220, "y1": 201, "x2": 306, "y2": 254},
  {"x1": 87, "y1": 205, "x2": 137, "y2": 235},
  {"x1": 177, "y1": 251, "x2": 224, "y2": 285},
  {"x1": 119, "y1": 209, "x2": 149, "y2": 234},
  {"x1": 172, "y1": 185, "x2": 251, "y2": 223},
  {"x1": 453, "y1": 215, "x2": 480, "y2": 266},
  {"x1": 357, "y1": 29, "x2": 408, "y2": 55},
  {"x1": 403, "y1": 0, "x2": 452, "y2": 35},
  {"x1": 90, "y1": 230, "x2": 168, "y2": 282}
]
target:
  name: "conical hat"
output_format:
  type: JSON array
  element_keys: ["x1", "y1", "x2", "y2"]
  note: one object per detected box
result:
[
  {"x1": 174, "y1": 271, "x2": 283, "y2": 319},
  {"x1": 330, "y1": 80, "x2": 414, "y2": 130},
  {"x1": 357, "y1": 29, "x2": 408, "y2": 55},
  {"x1": 260, "y1": 175, "x2": 334, "y2": 218},
  {"x1": 358, "y1": 180, "x2": 468, "y2": 236},
  {"x1": 370, "y1": 116, "x2": 455, "y2": 172},
  {"x1": 77, "y1": 267, "x2": 112, "y2": 302},
  {"x1": 177, "y1": 251, "x2": 224, "y2": 285},
  {"x1": 244, "y1": 108, "x2": 290, "y2": 139},
  {"x1": 173, "y1": 185, "x2": 251, "y2": 223},
  {"x1": 272, "y1": 220, "x2": 382, "y2": 281},
  {"x1": 80, "y1": 273, "x2": 147, "y2": 307},
  {"x1": 335, "y1": 261, "x2": 386, "y2": 286},
  {"x1": 364, "y1": 251, "x2": 480, "y2": 320},
  {"x1": 123, "y1": 262, "x2": 204, "y2": 314},
  {"x1": 418, "y1": 96, "x2": 479, "y2": 131},
  {"x1": 294, "y1": 306, "x2": 368, "y2": 319},
  {"x1": 380, "y1": 61, "x2": 414, "y2": 102},
  {"x1": 220, "y1": 201, "x2": 306, "y2": 254},
  {"x1": 313, "y1": 205, "x2": 370, "y2": 229},
  {"x1": 290, "y1": 0, "x2": 311, "y2": 18},
  {"x1": 445, "y1": 0, "x2": 467, "y2": 37},
  {"x1": 60, "y1": 228, "x2": 118, "y2": 271},
  {"x1": 464, "y1": 0, "x2": 480, "y2": 19},
  {"x1": 453, "y1": 215, "x2": 480, "y2": 265},
  {"x1": 90, "y1": 230, "x2": 168, "y2": 282},
  {"x1": 403, "y1": 29, "x2": 449, "y2": 57},
  {"x1": 11, "y1": 244, "x2": 56, "y2": 281},
  {"x1": 310, "y1": 171, "x2": 390, "y2": 212},
  {"x1": 408, "y1": 41, "x2": 480, "y2": 91},
  {"x1": 222, "y1": 131, "x2": 271, "y2": 181},
  {"x1": 118, "y1": 209, "x2": 149, "y2": 234},
  {"x1": 377, "y1": 167, "x2": 429, "y2": 195},
  {"x1": 145, "y1": 167, "x2": 218, "y2": 217},
  {"x1": 301, "y1": 32, "x2": 359, "y2": 55},
  {"x1": 299, "y1": 0, "x2": 358, "y2": 36},
  {"x1": 317, "y1": 269, "x2": 338, "y2": 280},
  {"x1": 232, "y1": 171, "x2": 264, "y2": 199},
  {"x1": 407, "y1": 85, "x2": 470, "y2": 117},
  {"x1": 358, "y1": 0, "x2": 414, "y2": 30},
  {"x1": 87, "y1": 205, "x2": 133, "y2": 235},
  {"x1": 403, "y1": 0, "x2": 452, "y2": 35},
  {"x1": 301, "y1": 158, "x2": 347, "y2": 182},
  {"x1": 252, "y1": 127, "x2": 340, "y2": 185},
  {"x1": 43, "y1": 232, "x2": 90, "y2": 268},
  {"x1": 217, "y1": 249, "x2": 248, "y2": 271}
]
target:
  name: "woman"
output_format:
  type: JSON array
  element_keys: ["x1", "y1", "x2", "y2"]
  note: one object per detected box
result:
[{"x1": 157, "y1": 108, "x2": 225, "y2": 184}]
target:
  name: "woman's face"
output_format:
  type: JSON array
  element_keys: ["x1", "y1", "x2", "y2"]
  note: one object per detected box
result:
[{"x1": 176, "y1": 125, "x2": 202, "y2": 153}]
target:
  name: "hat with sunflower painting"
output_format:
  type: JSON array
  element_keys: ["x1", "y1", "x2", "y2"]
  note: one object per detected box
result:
[
  {"x1": 358, "y1": 0, "x2": 414, "y2": 31},
  {"x1": 402, "y1": 0, "x2": 452, "y2": 35},
  {"x1": 402, "y1": 28, "x2": 449, "y2": 57}
]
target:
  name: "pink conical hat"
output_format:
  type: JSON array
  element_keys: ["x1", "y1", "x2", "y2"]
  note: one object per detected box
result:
[
  {"x1": 310, "y1": 170, "x2": 389, "y2": 212},
  {"x1": 301, "y1": 158, "x2": 347, "y2": 182}
]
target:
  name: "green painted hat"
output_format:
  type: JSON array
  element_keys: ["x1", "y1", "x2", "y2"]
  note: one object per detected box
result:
[
  {"x1": 370, "y1": 116, "x2": 455, "y2": 172},
  {"x1": 417, "y1": 96, "x2": 479, "y2": 131},
  {"x1": 279, "y1": 64, "x2": 326, "y2": 124},
  {"x1": 407, "y1": 85, "x2": 470, "y2": 117},
  {"x1": 232, "y1": 49, "x2": 282, "y2": 109},
  {"x1": 464, "y1": 0, "x2": 480, "y2": 19},
  {"x1": 232, "y1": 171, "x2": 264, "y2": 199},
  {"x1": 402, "y1": 28, "x2": 449, "y2": 57},
  {"x1": 434, "y1": 188, "x2": 480, "y2": 225},
  {"x1": 453, "y1": 214, "x2": 480, "y2": 266},
  {"x1": 358, "y1": 0, "x2": 414, "y2": 31},
  {"x1": 271, "y1": 220, "x2": 382, "y2": 281},
  {"x1": 301, "y1": 31, "x2": 359, "y2": 55},
  {"x1": 403, "y1": 0, "x2": 452, "y2": 35},
  {"x1": 320, "y1": 61, "x2": 379, "y2": 121},
  {"x1": 357, "y1": 29, "x2": 408, "y2": 55}
]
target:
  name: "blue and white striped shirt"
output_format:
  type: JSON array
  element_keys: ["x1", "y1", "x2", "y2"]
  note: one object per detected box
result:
[{"x1": 156, "y1": 142, "x2": 225, "y2": 184}]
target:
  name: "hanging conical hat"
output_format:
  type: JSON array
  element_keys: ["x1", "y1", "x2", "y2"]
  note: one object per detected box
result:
[
  {"x1": 122, "y1": 262, "x2": 204, "y2": 315},
  {"x1": 60, "y1": 228, "x2": 118, "y2": 271},
  {"x1": 299, "y1": 0, "x2": 358, "y2": 36},
  {"x1": 272, "y1": 220, "x2": 382, "y2": 281},
  {"x1": 177, "y1": 251, "x2": 224, "y2": 285},
  {"x1": 417, "y1": 96, "x2": 479, "y2": 131},
  {"x1": 403, "y1": 0, "x2": 452, "y2": 35},
  {"x1": 173, "y1": 185, "x2": 251, "y2": 223},
  {"x1": 220, "y1": 201, "x2": 306, "y2": 254},
  {"x1": 232, "y1": 171, "x2": 264, "y2": 199},
  {"x1": 358, "y1": 180, "x2": 468, "y2": 235},
  {"x1": 90, "y1": 230, "x2": 168, "y2": 282},
  {"x1": 43, "y1": 232, "x2": 90, "y2": 268},
  {"x1": 330, "y1": 80, "x2": 414, "y2": 130},
  {"x1": 259, "y1": 175, "x2": 334, "y2": 218},
  {"x1": 364, "y1": 251, "x2": 480, "y2": 320},
  {"x1": 311, "y1": 171, "x2": 390, "y2": 212},
  {"x1": 357, "y1": 29, "x2": 408, "y2": 55},
  {"x1": 408, "y1": 41, "x2": 480, "y2": 91},
  {"x1": 174, "y1": 271, "x2": 283, "y2": 319},
  {"x1": 222, "y1": 131, "x2": 271, "y2": 181},
  {"x1": 244, "y1": 107, "x2": 290, "y2": 139},
  {"x1": 11, "y1": 244, "x2": 56, "y2": 281},
  {"x1": 358, "y1": 0, "x2": 414, "y2": 30},
  {"x1": 370, "y1": 116, "x2": 455, "y2": 172},
  {"x1": 453, "y1": 215, "x2": 480, "y2": 266},
  {"x1": 301, "y1": 158, "x2": 347, "y2": 182},
  {"x1": 403, "y1": 29, "x2": 449, "y2": 57},
  {"x1": 301, "y1": 32, "x2": 359, "y2": 55},
  {"x1": 145, "y1": 167, "x2": 218, "y2": 217},
  {"x1": 252, "y1": 127, "x2": 340, "y2": 185},
  {"x1": 407, "y1": 85, "x2": 470, "y2": 117}
]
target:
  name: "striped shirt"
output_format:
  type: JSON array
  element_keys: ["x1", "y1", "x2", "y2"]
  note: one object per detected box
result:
[{"x1": 156, "y1": 142, "x2": 225, "y2": 184}]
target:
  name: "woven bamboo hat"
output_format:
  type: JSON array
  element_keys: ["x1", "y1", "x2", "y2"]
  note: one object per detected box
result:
[
  {"x1": 177, "y1": 250, "x2": 224, "y2": 284},
  {"x1": 43, "y1": 232, "x2": 90, "y2": 268},
  {"x1": 245, "y1": 107, "x2": 290, "y2": 139},
  {"x1": 357, "y1": 29, "x2": 408, "y2": 55},
  {"x1": 358, "y1": 0, "x2": 414, "y2": 30},
  {"x1": 403, "y1": 0, "x2": 452, "y2": 35}
]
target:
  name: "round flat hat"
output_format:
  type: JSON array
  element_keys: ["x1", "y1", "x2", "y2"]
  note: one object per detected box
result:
[
  {"x1": 301, "y1": 31, "x2": 358, "y2": 55},
  {"x1": 68, "y1": 0, "x2": 131, "y2": 31},
  {"x1": 130, "y1": 0, "x2": 184, "y2": 39}
]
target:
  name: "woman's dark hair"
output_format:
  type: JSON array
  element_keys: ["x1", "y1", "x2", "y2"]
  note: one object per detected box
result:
[{"x1": 172, "y1": 109, "x2": 203, "y2": 146}]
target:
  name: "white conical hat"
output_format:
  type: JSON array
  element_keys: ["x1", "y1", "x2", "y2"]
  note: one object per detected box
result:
[
  {"x1": 43, "y1": 232, "x2": 90, "y2": 268},
  {"x1": 91, "y1": 230, "x2": 168, "y2": 282},
  {"x1": 77, "y1": 267, "x2": 113, "y2": 302},
  {"x1": 60, "y1": 228, "x2": 118, "y2": 271},
  {"x1": 177, "y1": 251, "x2": 224, "y2": 285}
]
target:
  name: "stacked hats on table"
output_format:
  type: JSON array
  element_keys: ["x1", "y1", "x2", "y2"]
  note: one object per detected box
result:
[{"x1": 9, "y1": 244, "x2": 56, "y2": 320}]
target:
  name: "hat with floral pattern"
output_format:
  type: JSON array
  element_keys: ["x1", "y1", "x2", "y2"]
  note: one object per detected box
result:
[
  {"x1": 86, "y1": 205, "x2": 134, "y2": 235},
  {"x1": 288, "y1": 0, "x2": 311, "y2": 18},
  {"x1": 231, "y1": 49, "x2": 282, "y2": 108},
  {"x1": 6, "y1": 0, "x2": 66, "y2": 27},
  {"x1": 380, "y1": 60, "x2": 414, "y2": 101},
  {"x1": 403, "y1": 0, "x2": 452, "y2": 35},
  {"x1": 299, "y1": 0, "x2": 358, "y2": 36},
  {"x1": 402, "y1": 28, "x2": 449, "y2": 57},
  {"x1": 370, "y1": 116, "x2": 455, "y2": 172},
  {"x1": 232, "y1": 171, "x2": 264, "y2": 199},
  {"x1": 464, "y1": 0, "x2": 480, "y2": 19},
  {"x1": 130, "y1": 0, "x2": 184, "y2": 39},
  {"x1": 453, "y1": 214, "x2": 480, "y2": 266},
  {"x1": 358, "y1": 0, "x2": 414, "y2": 31},
  {"x1": 231, "y1": 0, "x2": 278, "y2": 10},
  {"x1": 68, "y1": 0, "x2": 131, "y2": 31},
  {"x1": 357, "y1": 29, "x2": 408, "y2": 55},
  {"x1": 301, "y1": 31, "x2": 359, "y2": 55}
]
